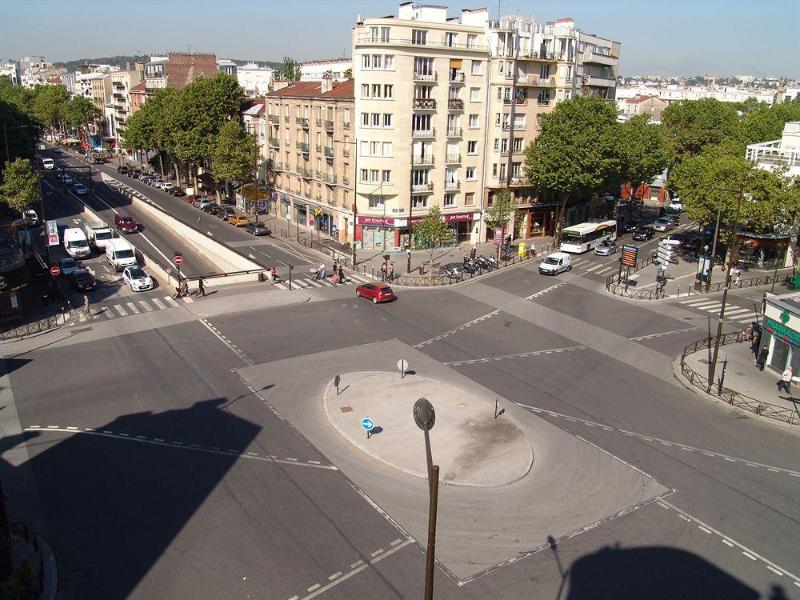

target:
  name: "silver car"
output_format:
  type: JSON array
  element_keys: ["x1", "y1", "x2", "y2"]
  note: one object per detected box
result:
[
  {"x1": 594, "y1": 240, "x2": 618, "y2": 256},
  {"x1": 653, "y1": 218, "x2": 674, "y2": 232}
]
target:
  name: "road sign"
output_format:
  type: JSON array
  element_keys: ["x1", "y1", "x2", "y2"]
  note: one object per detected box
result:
[
  {"x1": 397, "y1": 359, "x2": 408, "y2": 379},
  {"x1": 173, "y1": 255, "x2": 183, "y2": 266},
  {"x1": 49, "y1": 264, "x2": 60, "y2": 277},
  {"x1": 361, "y1": 418, "x2": 374, "y2": 432},
  {"x1": 308, "y1": 218, "x2": 315, "y2": 226},
  {"x1": 620, "y1": 244, "x2": 638, "y2": 268},
  {"x1": 46, "y1": 220, "x2": 59, "y2": 246}
]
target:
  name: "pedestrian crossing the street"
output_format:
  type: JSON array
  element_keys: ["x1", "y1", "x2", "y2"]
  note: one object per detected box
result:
[
  {"x1": 678, "y1": 297, "x2": 759, "y2": 324},
  {"x1": 75, "y1": 294, "x2": 193, "y2": 323},
  {"x1": 272, "y1": 272, "x2": 374, "y2": 290}
]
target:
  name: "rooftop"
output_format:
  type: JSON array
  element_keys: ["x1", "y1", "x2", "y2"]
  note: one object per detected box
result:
[{"x1": 266, "y1": 79, "x2": 354, "y2": 100}]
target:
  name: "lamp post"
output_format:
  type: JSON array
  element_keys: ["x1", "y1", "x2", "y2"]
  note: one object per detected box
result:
[{"x1": 413, "y1": 398, "x2": 438, "y2": 600}]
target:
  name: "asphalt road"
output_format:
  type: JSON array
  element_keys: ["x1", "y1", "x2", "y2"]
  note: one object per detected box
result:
[{"x1": 2, "y1": 226, "x2": 798, "y2": 599}]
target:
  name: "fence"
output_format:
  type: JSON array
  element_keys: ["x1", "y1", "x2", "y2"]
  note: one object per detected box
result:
[
  {"x1": 679, "y1": 329, "x2": 799, "y2": 425},
  {"x1": 392, "y1": 250, "x2": 540, "y2": 287},
  {"x1": 0, "y1": 311, "x2": 69, "y2": 340},
  {"x1": 607, "y1": 269, "x2": 783, "y2": 301}
]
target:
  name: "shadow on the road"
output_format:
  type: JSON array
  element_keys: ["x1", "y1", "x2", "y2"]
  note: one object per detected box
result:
[
  {"x1": 563, "y1": 543, "x2": 764, "y2": 600},
  {"x1": 0, "y1": 397, "x2": 260, "y2": 599}
]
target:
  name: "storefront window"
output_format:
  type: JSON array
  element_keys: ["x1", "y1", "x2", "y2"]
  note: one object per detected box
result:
[{"x1": 770, "y1": 338, "x2": 790, "y2": 371}]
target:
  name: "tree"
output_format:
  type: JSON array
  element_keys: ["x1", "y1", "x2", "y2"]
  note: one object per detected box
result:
[
  {"x1": 484, "y1": 188, "x2": 515, "y2": 255},
  {"x1": 736, "y1": 102, "x2": 800, "y2": 147},
  {"x1": 279, "y1": 57, "x2": 301, "y2": 82},
  {"x1": 0, "y1": 99, "x2": 37, "y2": 167},
  {"x1": 411, "y1": 206, "x2": 451, "y2": 275},
  {"x1": 661, "y1": 98, "x2": 739, "y2": 164},
  {"x1": 524, "y1": 95, "x2": 620, "y2": 241},
  {"x1": 210, "y1": 120, "x2": 258, "y2": 201},
  {"x1": 615, "y1": 115, "x2": 669, "y2": 202},
  {"x1": 31, "y1": 84, "x2": 69, "y2": 132},
  {"x1": 62, "y1": 96, "x2": 101, "y2": 130},
  {"x1": 0, "y1": 158, "x2": 39, "y2": 215},
  {"x1": 122, "y1": 88, "x2": 177, "y2": 175}
]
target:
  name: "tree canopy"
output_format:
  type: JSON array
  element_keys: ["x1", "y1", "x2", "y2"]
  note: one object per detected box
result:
[
  {"x1": 661, "y1": 98, "x2": 739, "y2": 164},
  {"x1": 614, "y1": 115, "x2": 670, "y2": 200},
  {"x1": 484, "y1": 188, "x2": 515, "y2": 231},
  {"x1": 412, "y1": 206, "x2": 451, "y2": 250},
  {"x1": 210, "y1": 120, "x2": 258, "y2": 193},
  {"x1": 0, "y1": 158, "x2": 39, "y2": 215}
]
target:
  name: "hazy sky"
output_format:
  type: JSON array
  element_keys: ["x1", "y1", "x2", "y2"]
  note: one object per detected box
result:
[{"x1": 2, "y1": 0, "x2": 798, "y2": 77}]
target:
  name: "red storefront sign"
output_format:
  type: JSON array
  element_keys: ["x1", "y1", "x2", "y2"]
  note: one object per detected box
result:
[
  {"x1": 444, "y1": 212, "x2": 475, "y2": 223},
  {"x1": 357, "y1": 216, "x2": 395, "y2": 226}
]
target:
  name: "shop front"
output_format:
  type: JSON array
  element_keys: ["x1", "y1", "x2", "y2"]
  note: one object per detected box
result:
[
  {"x1": 762, "y1": 292, "x2": 800, "y2": 374},
  {"x1": 444, "y1": 211, "x2": 480, "y2": 244},
  {"x1": 355, "y1": 216, "x2": 406, "y2": 251}
]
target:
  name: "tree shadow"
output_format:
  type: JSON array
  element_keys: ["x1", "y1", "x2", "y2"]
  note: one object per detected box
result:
[{"x1": 0, "y1": 397, "x2": 260, "y2": 599}]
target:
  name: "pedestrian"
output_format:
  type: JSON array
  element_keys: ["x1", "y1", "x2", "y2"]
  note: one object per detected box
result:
[
  {"x1": 338, "y1": 264, "x2": 344, "y2": 284},
  {"x1": 271, "y1": 266, "x2": 278, "y2": 282},
  {"x1": 777, "y1": 366, "x2": 793, "y2": 394},
  {"x1": 197, "y1": 215, "x2": 201, "y2": 227},
  {"x1": 318, "y1": 263, "x2": 326, "y2": 280},
  {"x1": 380, "y1": 262, "x2": 387, "y2": 282},
  {"x1": 756, "y1": 346, "x2": 769, "y2": 371},
  {"x1": 197, "y1": 277, "x2": 205, "y2": 297},
  {"x1": 733, "y1": 265, "x2": 741, "y2": 285},
  {"x1": 389, "y1": 262, "x2": 394, "y2": 282},
  {"x1": 333, "y1": 258, "x2": 338, "y2": 274},
  {"x1": 463, "y1": 254, "x2": 469, "y2": 267},
  {"x1": 83, "y1": 294, "x2": 91, "y2": 319}
]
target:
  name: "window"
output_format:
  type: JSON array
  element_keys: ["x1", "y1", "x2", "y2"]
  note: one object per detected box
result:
[
  {"x1": 511, "y1": 162, "x2": 521, "y2": 177},
  {"x1": 381, "y1": 26, "x2": 390, "y2": 42},
  {"x1": 513, "y1": 138, "x2": 523, "y2": 152},
  {"x1": 537, "y1": 90, "x2": 551, "y2": 104},
  {"x1": 370, "y1": 141, "x2": 379, "y2": 155},
  {"x1": 471, "y1": 60, "x2": 482, "y2": 75},
  {"x1": 372, "y1": 113, "x2": 380, "y2": 126},
  {"x1": 467, "y1": 34, "x2": 477, "y2": 49},
  {"x1": 361, "y1": 84, "x2": 369, "y2": 98},
  {"x1": 360, "y1": 141, "x2": 369, "y2": 156},
  {"x1": 414, "y1": 85, "x2": 432, "y2": 99},
  {"x1": 384, "y1": 84, "x2": 393, "y2": 98},
  {"x1": 360, "y1": 168, "x2": 368, "y2": 182},
  {"x1": 414, "y1": 57, "x2": 434, "y2": 77},
  {"x1": 362, "y1": 55, "x2": 371, "y2": 69},
  {"x1": 371, "y1": 84, "x2": 381, "y2": 97},
  {"x1": 493, "y1": 138, "x2": 499, "y2": 152},
  {"x1": 411, "y1": 169, "x2": 429, "y2": 185},
  {"x1": 372, "y1": 55, "x2": 382, "y2": 69},
  {"x1": 383, "y1": 114, "x2": 392, "y2": 127},
  {"x1": 448, "y1": 86, "x2": 459, "y2": 100},
  {"x1": 361, "y1": 112, "x2": 369, "y2": 126},
  {"x1": 385, "y1": 55, "x2": 394, "y2": 70},
  {"x1": 492, "y1": 163, "x2": 497, "y2": 177},
  {"x1": 344, "y1": 108, "x2": 350, "y2": 127},
  {"x1": 495, "y1": 113, "x2": 501, "y2": 126},
  {"x1": 464, "y1": 192, "x2": 475, "y2": 206},
  {"x1": 466, "y1": 167, "x2": 476, "y2": 180},
  {"x1": 444, "y1": 193, "x2": 455, "y2": 207},
  {"x1": 470, "y1": 87, "x2": 480, "y2": 102},
  {"x1": 539, "y1": 64, "x2": 551, "y2": 78},
  {"x1": 382, "y1": 170, "x2": 391, "y2": 183},
  {"x1": 369, "y1": 27, "x2": 379, "y2": 42},
  {"x1": 382, "y1": 142, "x2": 392, "y2": 156},
  {"x1": 369, "y1": 196, "x2": 384, "y2": 209},
  {"x1": 468, "y1": 141, "x2": 477, "y2": 154},
  {"x1": 412, "y1": 29, "x2": 427, "y2": 45},
  {"x1": 370, "y1": 169, "x2": 379, "y2": 183},
  {"x1": 468, "y1": 114, "x2": 479, "y2": 128},
  {"x1": 445, "y1": 32, "x2": 457, "y2": 47},
  {"x1": 413, "y1": 197, "x2": 428, "y2": 208}
]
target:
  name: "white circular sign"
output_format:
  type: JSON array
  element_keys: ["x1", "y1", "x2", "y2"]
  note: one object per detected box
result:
[{"x1": 397, "y1": 359, "x2": 408, "y2": 373}]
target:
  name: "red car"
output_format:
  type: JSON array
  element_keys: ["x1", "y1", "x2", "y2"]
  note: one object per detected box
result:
[{"x1": 356, "y1": 283, "x2": 395, "y2": 304}]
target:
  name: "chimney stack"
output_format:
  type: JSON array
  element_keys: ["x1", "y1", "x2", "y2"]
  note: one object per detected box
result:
[{"x1": 321, "y1": 71, "x2": 333, "y2": 94}]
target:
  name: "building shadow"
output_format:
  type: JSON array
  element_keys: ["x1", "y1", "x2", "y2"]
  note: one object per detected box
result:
[
  {"x1": 564, "y1": 544, "x2": 765, "y2": 600},
  {"x1": 0, "y1": 397, "x2": 260, "y2": 599}
]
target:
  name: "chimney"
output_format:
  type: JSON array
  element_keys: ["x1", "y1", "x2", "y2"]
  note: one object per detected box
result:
[{"x1": 321, "y1": 71, "x2": 333, "y2": 94}]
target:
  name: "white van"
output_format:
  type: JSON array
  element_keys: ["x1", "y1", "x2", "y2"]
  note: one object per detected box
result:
[
  {"x1": 83, "y1": 221, "x2": 114, "y2": 250},
  {"x1": 105, "y1": 239, "x2": 137, "y2": 271},
  {"x1": 538, "y1": 252, "x2": 572, "y2": 276},
  {"x1": 63, "y1": 228, "x2": 90, "y2": 259},
  {"x1": 41, "y1": 157, "x2": 55, "y2": 170}
]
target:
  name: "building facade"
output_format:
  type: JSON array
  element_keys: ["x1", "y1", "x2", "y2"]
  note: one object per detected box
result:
[
  {"x1": 746, "y1": 121, "x2": 800, "y2": 179},
  {"x1": 301, "y1": 59, "x2": 352, "y2": 82},
  {"x1": 144, "y1": 53, "x2": 218, "y2": 90},
  {"x1": 0, "y1": 61, "x2": 19, "y2": 85},
  {"x1": 264, "y1": 79, "x2": 356, "y2": 244},
  {"x1": 237, "y1": 63, "x2": 274, "y2": 96},
  {"x1": 109, "y1": 66, "x2": 143, "y2": 142}
]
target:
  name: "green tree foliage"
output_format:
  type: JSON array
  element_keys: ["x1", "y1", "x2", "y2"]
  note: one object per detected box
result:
[
  {"x1": 31, "y1": 84, "x2": 70, "y2": 131},
  {"x1": 0, "y1": 76, "x2": 35, "y2": 114},
  {"x1": 661, "y1": 98, "x2": 739, "y2": 164},
  {"x1": 736, "y1": 102, "x2": 800, "y2": 146},
  {"x1": 0, "y1": 99, "x2": 38, "y2": 166},
  {"x1": 412, "y1": 206, "x2": 451, "y2": 256},
  {"x1": 0, "y1": 158, "x2": 40, "y2": 214},
  {"x1": 280, "y1": 57, "x2": 302, "y2": 82},
  {"x1": 210, "y1": 120, "x2": 258, "y2": 197},
  {"x1": 524, "y1": 95, "x2": 619, "y2": 238},
  {"x1": 615, "y1": 115, "x2": 669, "y2": 200},
  {"x1": 484, "y1": 188, "x2": 515, "y2": 231},
  {"x1": 62, "y1": 95, "x2": 101, "y2": 130}
]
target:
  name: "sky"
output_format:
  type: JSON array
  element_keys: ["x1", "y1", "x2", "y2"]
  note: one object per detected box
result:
[{"x1": 1, "y1": 0, "x2": 799, "y2": 78}]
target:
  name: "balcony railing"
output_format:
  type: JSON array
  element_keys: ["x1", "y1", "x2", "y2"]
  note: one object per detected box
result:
[
  {"x1": 269, "y1": 138, "x2": 280, "y2": 148},
  {"x1": 449, "y1": 72, "x2": 465, "y2": 84},
  {"x1": 315, "y1": 118, "x2": 322, "y2": 126},
  {"x1": 325, "y1": 120, "x2": 334, "y2": 132},
  {"x1": 502, "y1": 97, "x2": 527, "y2": 105},
  {"x1": 412, "y1": 128, "x2": 435, "y2": 139},
  {"x1": 537, "y1": 99, "x2": 550, "y2": 106},
  {"x1": 298, "y1": 168, "x2": 312, "y2": 178},
  {"x1": 526, "y1": 75, "x2": 556, "y2": 87},
  {"x1": 444, "y1": 181, "x2": 460, "y2": 191},
  {"x1": 356, "y1": 34, "x2": 488, "y2": 52},
  {"x1": 269, "y1": 115, "x2": 280, "y2": 123},
  {"x1": 322, "y1": 173, "x2": 337, "y2": 185},
  {"x1": 272, "y1": 162, "x2": 284, "y2": 171},
  {"x1": 412, "y1": 155, "x2": 434, "y2": 166},
  {"x1": 324, "y1": 147, "x2": 334, "y2": 159},
  {"x1": 342, "y1": 149, "x2": 350, "y2": 158},
  {"x1": 446, "y1": 127, "x2": 463, "y2": 137},
  {"x1": 445, "y1": 154, "x2": 461, "y2": 164},
  {"x1": 411, "y1": 182, "x2": 434, "y2": 194},
  {"x1": 413, "y1": 98, "x2": 437, "y2": 110},
  {"x1": 296, "y1": 117, "x2": 309, "y2": 128},
  {"x1": 299, "y1": 142, "x2": 309, "y2": 153},
  {"x1": 447, "y1": 98, "x2": 464, "y2": 111},
  {"x1": 582, "y1": 50, "x2": 617, "y2": 66},
  {"x1": 342, "y1": 176, "x2": 350, "y2": 186},
  {"x1": 284, "y1": 115, "x2": 290, "y2": 123},
  {"x1": 412, "y1": 72, "x2": 437, "y2": 82}
]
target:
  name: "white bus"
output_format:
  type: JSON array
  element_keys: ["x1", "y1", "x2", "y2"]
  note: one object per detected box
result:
[{"x1": 559, "y1": 220, "x2": 617, "y2": 253}]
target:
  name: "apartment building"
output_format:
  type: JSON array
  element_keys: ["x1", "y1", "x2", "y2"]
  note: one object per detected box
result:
[
  {"x1": 237, "y1": 63, "x2": 274, "y2": 96},
  {"x1": 483, "y1": 16, "x2": 620, "y2": 239},
  {"x1": 264, "y1": 78, "x2": 355, "y2": 244},
  {"x1": 144, "y1": 53, "x2": 218, "y2": 89},
  {"x1": 747, "y1": 121, "x2": 800, "y2": 178},
  {"x1": 0, "y1": 61, "x2": 19, "y2": 85},
  {"x1": 353, "y1": 3, "x2": 490, "y2": 248},
  {"x1": 301, "y1": 59, "x2": 352, "y2": 82},
  {"x1": 109, "y1": 65, "x2": 143, "y2": 142}
]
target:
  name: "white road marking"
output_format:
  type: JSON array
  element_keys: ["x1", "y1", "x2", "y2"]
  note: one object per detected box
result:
[
  {"x1": 273, "y1": 282, "x2": 288, "y2": 290},
  {"x1": 445, "y1": 345, "x2": 585, "y2": 366},
  {"x1": 413, "y1": 310, "x2": 501, "y2": 348},
  {"x1": 164, "y1": 296, "x2": 179, "y2": 307},
  {"x1": 113, "y1": 304, "x2": 128, "y2": 316},
  {"x1": 182, "y1": 295, "x2": 194, "y2": 303},
  {"x1": 126, "y1": 302, "x2": 140, "y2": 314},
  {"x1": 138, "y1": 299, "x2": 153, "y2": 311},
  {"x1": 582, "y1": 264, "x2": 603, "y2": 273},
  {"x1": 595, "y1": 266, "x2": 615, "y2": 274},
  {"x1": 151, "y1": 297, "x2": 166, "y2": 309},
  {"x1": 199, "y1": 319, "x2": 254, "y2": 366},
  {"x1": 526, "y1": 282, "x2": 566, "y2": 300}
]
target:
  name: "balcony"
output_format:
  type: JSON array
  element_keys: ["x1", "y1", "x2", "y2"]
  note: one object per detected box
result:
[
  {"x1": 412, "y1": 128, "x2": 435, "y2": 139},
  {"x1": 583, "y1": 75, "x2": 616, "y2": 87},
  {"x1": 298, "y1": 142, "x2": 309, "y2": 154},
  {"x1": 412, "y1": 155, "x2": 434, "y2": 166},
  {"x1": 284, "y1": 115, "x2": 290, "y2": 123},
  {"x1": 413, "y1": 98, "x2": 437, "y2": 111},
  {"x1": 342, "y1": 176, "x2": 350, "y2": 186},
  {"x1": 444, "y1": 181, "x2": 460, "y2": 192},
  {"x1": 447, "y1": 98, "x2": 464, "y2": 111},
  {"x1": 537, "y1": 99, "x2": 551, "y2": 106},
  {"x1": 269, "y1": 137, "x2": 280, "y2": 148},
  {"x1": 272, "y1": 162, "x2": 284, "y2": 171},
  {"x1": 324, "y1": 147, "x2": 334, "y2": 159},
  {"x1": 446, "y1": 127, "x2": 463, "y2": 138},
  {"x1": 411, "y1": 182, "x2": 434, "y2": 194},
  {"x1": 269, "y1": 114, "x2": 280, "y2": 123},
  {"x1": 315, "y1": 144, "x2": 322, "y2": 153},
  {"x1": 315, "y1": 118, "x2": 322, "y2": 127},
  {"x1": 582, "y1": 51, "x2": 617, "y2": 66},
  {"x1": 449, "y1": 72, "x2": 465, "y2": 84},
  {"x1": 325, "y1": 120, "x2": 334, "y2": 132},
  {"x1": 342, "y1": 148, "x2": 350, "y2": 158},
  {"x1": 413, "y1": 71, "x2": 437, "y2": 83},
  {"x1": 445, "y1": 154, "x2": 461, "y2": 164},
  {"x1": 321, "y1": 173, "x2": 337, "y2": 185},
  {"x1": 502, "y1": 97, "x2": 527, "y2": 105},
  {"x1": 525, "y1": 75, "x2": 556, "y2": 87},
  {"x1": 298, "y1": 168, "x2": 312, "y2": 179},
  {"x1": 296, "y1": 117, "x2": 309, "y2": 128}
]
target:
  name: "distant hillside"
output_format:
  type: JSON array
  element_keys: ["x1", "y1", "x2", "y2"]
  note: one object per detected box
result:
[{"x1": 54, "y1": 55, "x2": 282, "y2": 72}]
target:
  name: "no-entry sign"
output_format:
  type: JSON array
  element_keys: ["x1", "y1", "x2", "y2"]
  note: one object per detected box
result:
[
  {"x1": 173, "y1": 255, "x2": 183, "y2": 266},
  {"x1": 49, "y1": 264, "x2": 61, "y2": 276}
]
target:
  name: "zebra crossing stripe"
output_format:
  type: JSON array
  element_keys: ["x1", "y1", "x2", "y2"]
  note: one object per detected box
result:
[
  {"x1": 126, "y1": 302, "x2": 140, "y2": 314},
  {"x1": 182, "y1": 296, "x2": 194, "y2": 303},
  {"x1": 138, "y1": 299, "x2": 153, "y2": 311},
  {"x1": 114, "y1": 304, "x2": 128, "y2": 316},
  {"x1": 104, "y1": 309, "x2": 115, "y2": 319},
  {"x1": 304, "y1": 279, "x2": 325, "y2": 288},
  {"x1": 164, "y1": 296, "x2": 179, "y2": 307},
  {"x1": 291, "y1": 279, "x2": 308, "y2": 288},
  {"x1": 151, "y1": 298, "x2": 166, "y2": 309},
  {"x1": 595, "y1": 266, "x2": 615, "y2": 274},
  {"x1": 685, "y1": 301, "x2": 722, "y2": 309},
  {"x1": 273, "y1": 282, "x2": 288, "y2": 290},
  {"x1": 583, "y1": 264, "x2": 603, "y2": 272}
]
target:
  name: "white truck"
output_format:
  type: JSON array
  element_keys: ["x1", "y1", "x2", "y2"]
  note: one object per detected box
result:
[
  {"x1": 105, "y1": 238, "x2": 138, "y2": 272},
  {"x1": 63, "y1": 228, "x2": 91, "y2": 259},
  {"x1": 83, "y1": 220, "x2": 114, "y2": 251}
]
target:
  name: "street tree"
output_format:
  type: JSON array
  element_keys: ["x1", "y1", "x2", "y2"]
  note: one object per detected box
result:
[
  {"x1": 661, "y1": 98, "x2": 739, "y2": 164},
  {"x1": 524, "y1": 95, "x2": 619, "y2": 241},
  {"x1": 280, "y1": 57, "x2": 302, "y2": 82},
  {"x1": 411, "y1": 206, "x2": 451, "y2": 276},
  {"x1": 31, "y1": 84, "x2": 70, "y2": 132},
  {"x1": 0, "y1": 99, "x2": 38, "y2": 167},
  {"x1": 736, "y1": 102, "x2": 800, "y2": 147},
  {"x1": 484, "y1": 188, "x2": 515, "y2": 254},
  {"x1": 210, "y1": 120, "x2": 258, "y2": 202},
  {"x1": 62, "y1": 96, "x2": 101, "y2": 131},
  {"x1": 122, "y1": 88, "x2": 177, "y2": 175},
  {"x1": 0, "y1": 158, "x2": 39, "y2": 215},
  {"x1": 615, "y1": 115, "x2": 670, "y2": 202}
]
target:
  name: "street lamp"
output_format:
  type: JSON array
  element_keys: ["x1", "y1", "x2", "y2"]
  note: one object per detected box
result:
[{"x1": 413, "y1": 397, "x2": 438, "y2": 600}]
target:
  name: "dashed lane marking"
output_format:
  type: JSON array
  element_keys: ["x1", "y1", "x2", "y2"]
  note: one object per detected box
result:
[
  {"x1": 445, "y1": 345, "x2": 585, "y2": 366},
  {"x1": 25, "y1": 426, "x2": 337, "y2": 471},
  {"x1": 199, "y1": 319, "x2": 254, "y2": 366},
  {"x1": 413, "y1": 310, "x2": 500, "y2": 348},
  {"x1": 629, "y1": 327, "x2": 699, "y2": 341},
  {"x1": 525, "y1": 282, "x2": 566, "y2": 300}
]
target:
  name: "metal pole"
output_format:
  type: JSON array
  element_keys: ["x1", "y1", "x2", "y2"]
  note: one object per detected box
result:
[
  {"x1": 423, "y1": 429, "x2": 433, "y2": 483},
  {"x1": 707, "y1": 200, "x2": 723, "y2": 290},
  {"x1": 423, "y1": 464, "x2": 439, "y2": 600}
]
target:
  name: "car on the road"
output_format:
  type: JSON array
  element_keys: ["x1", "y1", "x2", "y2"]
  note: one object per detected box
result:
[
  {"x1": 169, "y1": 188, "x2": 186, "y2": 197},
  {"x1": 632, "y1": 226, "x2": 655, "y2": 241},
  {"x1": 355, "y1": 283, "x2": 396, "y2": 304},
  {"x1": 662, "y1": 212, "x2": 680, "y2": 224},
  {"x1": 246, "y1": 222, "x2": 270, "y2": 236},
  {"x1": 122, "y1": 266, "x2": 154, "y2": 292},
  {"x1": 668, "y1": 198, "x2": 685, "y2": 212},
  {"x1": 68, "y1": 268, "x2": 97, "y2": 291},
  {"x1": 58, "y1": 257, "x2": 81, "y2": 276},
  {"x1": 217, "y1": 206, "x2": 236, "y2": 221},
  {"x1": 115, "y1": 213, "x2": 139, "y2": 234},
  {"x1": 228, "y1": 214, "x2": 250, "y2": 227},
  {"x1": 653, "y1": 217, "x2": 675, "y2": 232},
  {"x1": 41, "y1": 157, "x2": 55, "y2": 170},
  {"x1": 22, "y1": 209, "x2": 38, "y2": 227},
  {"x1": 538, "y1": 252, "x2": 572, "y2": 275},
  {"x1": 117, "y1": 166, "x2": 129, "y2": 175},
  {"x1": 160, "y1": 182, "x2": 175, "y2": 192},
  {"x1": 62, "y1": 174, "x2": 73, "y2": 185},
  {"x1": 620, "y1": 220, "x2": 640, "y2": 233},
  {"x1": 203, "y1": 204, "x2": 220, "y2": 216},
  {"x1": 140, "y1": 176, "x2": 153, "y2": 185},
  {"x1": 594, "y1": 240, "x2": 618, "y2": 256},
  {"x1": 194, "y1": 198, "x2": 214, "y2": 210},
  {"x1": 73, "y1": 183, "x2": 88, "y2": 195}
]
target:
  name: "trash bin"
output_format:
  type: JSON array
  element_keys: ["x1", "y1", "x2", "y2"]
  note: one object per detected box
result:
[
  {"x1": 518, "y1": 242, "x2": 526, "y2": 257},
  {"x1": 258, "y1": 271, "x2": 267, "y2": 282}
]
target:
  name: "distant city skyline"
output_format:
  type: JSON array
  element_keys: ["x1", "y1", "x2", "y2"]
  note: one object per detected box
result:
[{"x1": 2, "y1": 0, "x2": 799, "y2": 78}]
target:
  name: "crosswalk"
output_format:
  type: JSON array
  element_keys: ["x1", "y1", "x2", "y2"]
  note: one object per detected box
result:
[
  {"x1": 273, "y1": 272, "x2": 374, "y2": 290},
  {"x1": 75, "y1": 294, "x2": 193, "y2": 323},
  {"x1": 569, "y1": 256, "x2": 619, "y2": 277},
  {"x1": 677, "y1": 297, "x2": 758, "y2": 324}
]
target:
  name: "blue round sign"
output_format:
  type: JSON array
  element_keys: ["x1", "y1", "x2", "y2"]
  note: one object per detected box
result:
[{"x1": 361, "y1": 418, "x2": 375, "y2": 431}]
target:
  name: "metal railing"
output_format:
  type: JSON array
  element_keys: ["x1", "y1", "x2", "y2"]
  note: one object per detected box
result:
[
  {"x1": 392, "y1": 250, "x2": 540, "y2": 287},
  {"x1": 413, "y1": 98, "x2": 437, "y2": 110},
  {"x1": 0, "y1": 311, "x2": 70, "y2": 340},
  {"x1": 679, "y1": 330, "x2": 799, "y2": 425}
]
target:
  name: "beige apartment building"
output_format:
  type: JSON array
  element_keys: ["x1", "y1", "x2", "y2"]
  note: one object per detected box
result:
[
  {"x1": 264, "y1": 79, "x2": 356, "y2": 243},
  {"x1": 109, "y1": 65, "x2": 143, "y2": 143}
]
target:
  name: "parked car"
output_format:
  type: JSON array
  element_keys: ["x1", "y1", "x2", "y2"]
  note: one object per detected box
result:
[
  {"x1": 668, "y1": 198, "x2": 685, "y2": 212},
  {"x1": 653, "y1": 217, "x2": 675, "y2": 232},
  {"x1": 62, "y1": 174, "x2": 73, "y2": 185},
  {"x1": 122, "y1": 266, "x2": 154, "y2": 292},
  {"x1": 69, "y1": 268, "x2": 96, "y2": 291},
  {"x1": 217, "y1": 206, "x2": 236, "y2": 221},
  {"x1": 117, "y1": 166, "x2": 129, "y2": 175},
  {"x1": 202, "y1": 204, "x2": 220, "y2": 216},
  {"x1": 594, "y1": 240, "x2": 618, "y2": 256},
  {"x1": 355, "y1": 283, "x2": 396, "y2": 304},
  {"x1": 194, "y1": 198, "x2": 214, "y2": 210},
  {"x1": 73, "y1": 183, "x2": 88, "y2": 195},
  {"x1": 228, "y1": 214, "x2": 250, "y2": 227},
  {"x1": 129, "y1": 169, "x2": 142, "y2": 179},
  {"x1": 58, "y1": 257, "x2": 81, "y2": 276},
  {"x1": 170, "y1": 188, "x2": 186, "y2": 197},
  {"x1": 620, "y1": 220, "x2": 640, "y2": 233},
  {"x1": 22, "y1": 209, "x2": 38, "y2": 227},
  {"x1": 632, "y1": 226, "x2": 656, "y2": 241},
  {"x1": 662, "y1": 212, "x2": 680, "y2": 224},
  {"x1": 246, "y1": 222, "x2": 270, "y2": 236},
  {"x1": 161, "y1": 182, "x2": 175, "y2": 192}
]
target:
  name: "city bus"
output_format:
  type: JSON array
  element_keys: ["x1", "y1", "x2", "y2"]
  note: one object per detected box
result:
[{"x1": 559, "y1": 220, "x2": 617, "y2": 253}]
